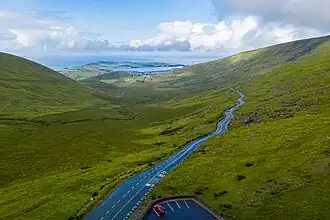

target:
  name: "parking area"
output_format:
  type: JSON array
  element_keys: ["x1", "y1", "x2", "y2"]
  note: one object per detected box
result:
[{"x1": 144, "y1": 197, "x2": 221, "y2": 220}]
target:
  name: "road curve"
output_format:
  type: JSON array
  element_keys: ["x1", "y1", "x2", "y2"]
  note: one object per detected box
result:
[{"x1": 86, "y1": 89, "x2": 245, "y2": 220}]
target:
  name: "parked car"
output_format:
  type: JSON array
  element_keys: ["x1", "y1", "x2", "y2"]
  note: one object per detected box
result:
[{"x1": 153, "y1": 204, "x2": 165, "y2": 216}]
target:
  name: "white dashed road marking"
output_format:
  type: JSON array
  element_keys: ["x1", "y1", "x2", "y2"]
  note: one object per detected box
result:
[
  {"x1": 117, "y1": 200, "x2": 121, "y2": 204},
  {"x1": 97, "y1": 92, "x2": 245, "y2": 220},
  {"x1": 112, "y1": 205, "x2": 116, "y2": 209}
]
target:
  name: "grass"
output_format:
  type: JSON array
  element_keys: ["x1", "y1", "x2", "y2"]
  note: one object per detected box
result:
[
  {"x1": 0, "y1": 92, "x2": 237, "y2": 219},
  {"x1": 149, "y1": 35, "x2": 330, "y2": 95},
  {"x1": 0, "y1": 52, "x2": 109, "y2": 117},
  {"x1": 2, "y1": 35, "x2": 330, "y2": 220},
  {"x1": 150, "y1": 38, "x2": 330, "y2": 219},
  {"x1": 0, "y1": 52, "x2": 237, "y2": 219}
]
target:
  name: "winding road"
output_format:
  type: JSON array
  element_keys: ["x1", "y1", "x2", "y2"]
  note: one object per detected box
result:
[{"x1": 86, "y1": 89, "x2": 245, "y2": 220}]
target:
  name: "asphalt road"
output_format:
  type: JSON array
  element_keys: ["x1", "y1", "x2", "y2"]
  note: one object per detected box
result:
[{"x1": 86, "y1": 89, "x2": 245, "y2": 220}]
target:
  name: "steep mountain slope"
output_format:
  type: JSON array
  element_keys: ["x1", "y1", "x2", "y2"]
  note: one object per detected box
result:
[
  {"x1": 155, "y1": 35, "x2": 330, "y2": 93},
  {"x1": 2, "y1": 35, "x2": 330, "y2": 220},
  {"x1": 0, "y1": 52, "x2": 106, "y2": 117},
  {"x1": 150, "y1": 38, "x2": 330, "y2": 219},
  {"x1": 82, "y1": 36, "x2": 330, "y2": 104},
  {"x1": 0, "y1": 53, "x2": 237, "y2": 219}
]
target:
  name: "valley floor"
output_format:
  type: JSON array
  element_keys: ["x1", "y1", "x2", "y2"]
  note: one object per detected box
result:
[{"x1": 0, "y1": 88, "x2": 236, "y2": 219}]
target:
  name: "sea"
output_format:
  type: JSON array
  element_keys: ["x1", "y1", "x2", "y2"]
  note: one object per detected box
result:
[{"x1": 32, "y1": 52, "x2": 226, "y2": 72}]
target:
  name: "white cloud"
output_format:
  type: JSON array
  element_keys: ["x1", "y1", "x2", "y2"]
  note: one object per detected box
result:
[
  {"x1": 0, "y1": 3, "x2": 329, "y2": 56},
  {"x1": 128, "y1": 16, "x2": 324, "y2": 52},
  {"x1": 0, "y1": 11, "x2": 110, "y2": 53},
  {"x1": 211, "y1": 0, "x2": 330, "y2": 31}
]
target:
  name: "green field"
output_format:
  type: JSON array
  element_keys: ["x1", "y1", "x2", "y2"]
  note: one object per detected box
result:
[
  {"x1": 0, "y1": 95, "x2": 237, "y2": 219},
  {"x1": 0, "y1": 52, "x2": 237, "y2": 219},
  {"x1": 1, "y1": 35, "x2": 330, "y2": 220},
  {"x1": 150, "y1": 38, "x2": 330, "y2": 219}
]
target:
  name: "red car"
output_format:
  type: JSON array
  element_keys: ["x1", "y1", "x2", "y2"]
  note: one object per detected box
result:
[{"x1": 153, "y1": 204, "x2": 165, "y2": 216}]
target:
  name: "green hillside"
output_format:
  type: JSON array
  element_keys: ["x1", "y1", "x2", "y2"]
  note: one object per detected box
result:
[
  {"x1": 85, "y1": 70, "x2": 131, "y2": 80},
  {"x1": 0, "y1": 53, "x2": 237, "y2": 219},
  {"x1": 2, "y1": 35, "x2": 330, "y2": 220},
  {"x1": 0, "y1": 52, "x2": 106, "y2": 117},
  {"x1": 150, "y1": 38, "x2": 330, "y2": 219},
  {"x1": 83, "y1": 36, "x2": 330, "y2": 103},
  {"x1": 154, "y1": 35, "x2": 330, "y2": 94}
]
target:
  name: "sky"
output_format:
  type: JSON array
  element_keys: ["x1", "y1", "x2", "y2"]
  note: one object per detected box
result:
[{"x1": 0, "y1": 0, "x2": 330, "y2": 64}]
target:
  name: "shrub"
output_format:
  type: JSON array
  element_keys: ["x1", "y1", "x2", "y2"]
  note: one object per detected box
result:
[
  {"x1": 92, "y1": 191, "x2": 98, "y2": 197},
  {"x1": 214, "y1": 190, "x2": 228, "y2": 198},
  {"x1": 237, "y1": 175, "x2": 246, "y2": 181},
  {"x1": 224, "y1": 204, "x2": 232, "y2": 209},
  {"x1": 245, "y1": 162, "x2": 253, "y2": 167},
  {"x1": 194, "y1": 187, "x2": 204, "y2": 195}
]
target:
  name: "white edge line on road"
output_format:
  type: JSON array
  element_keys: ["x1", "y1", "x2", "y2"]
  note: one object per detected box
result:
[
  {"x1": 111, "y1": 185, "x2": 150, "y2": 220},
  {"x1": 106, "y1": 90, "x2": 245, "y2": 220}
]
